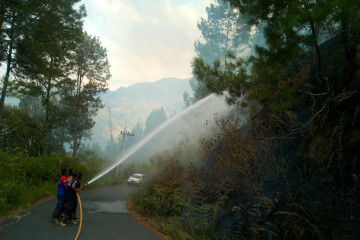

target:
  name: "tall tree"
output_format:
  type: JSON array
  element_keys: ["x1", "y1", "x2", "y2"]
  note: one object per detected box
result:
[
  {"x1": 0, "y1": 106, "x2": 40, "y2": 154},
  {"x1": 17, "y1": 90, "x2": 69, "y2": 154},
  {"x1": 195, "y1": 0, "x2": 251, "y2": 65},
  {"x1": 14, "y1": 0, "x2": 85, "y2": 155},
  {"x1": 0, "y1": 0, "x2": 35, "y2": 118},
  {"x1": 193, "y1": 0, "x2": 360, "y2": 108},
  {"x1": 223, "y1": 0, "x2": 359, "y2": 99},
  {"x1": 191, "y1": 0, "x2": 251, "y2": 103},
  {"x1": 62, "y1": 31, "x2": 111, "y2": 157}
]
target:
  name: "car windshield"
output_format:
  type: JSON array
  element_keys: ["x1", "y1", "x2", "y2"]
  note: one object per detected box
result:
[{"x1": 132, "y1": 174, "x2": 142, "y2": 179}]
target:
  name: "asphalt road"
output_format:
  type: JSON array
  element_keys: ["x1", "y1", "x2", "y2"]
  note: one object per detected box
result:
[{"x1": 0, "y1": 184, "x2": 163, "y2": 240}]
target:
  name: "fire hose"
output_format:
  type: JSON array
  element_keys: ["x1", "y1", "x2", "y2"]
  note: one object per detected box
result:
[{"x1": 74, "y1": 183, "x2": 89, "y2": 240}]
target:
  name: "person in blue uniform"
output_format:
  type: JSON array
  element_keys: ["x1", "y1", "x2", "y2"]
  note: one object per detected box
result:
[
  {"x1": 72, "y1": 172, "x2": 82, "y2": 220},
  {"x1": 51, "y1": 169, "x2": 68, "y2": 223},
  {"x1": 59, "y1": 172, "x2": 80, "y2": 227}
]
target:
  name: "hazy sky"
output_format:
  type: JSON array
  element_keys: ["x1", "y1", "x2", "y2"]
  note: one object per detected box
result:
[{"x1": 81, "y1": 0, "x2": 212, "y2": 90}]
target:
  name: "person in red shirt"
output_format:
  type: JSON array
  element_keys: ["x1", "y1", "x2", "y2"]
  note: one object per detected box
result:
[
  {"x1": 51, "y1": 169, "x2": 68, "y2": 223},
  {"x1": 67, "y1": 169, "x2": 73, "y2": 182}
]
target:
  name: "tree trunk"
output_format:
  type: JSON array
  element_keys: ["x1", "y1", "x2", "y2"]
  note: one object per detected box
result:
[
  {"x1": 340, "y1": 16, "x2": 357, "y2": 91},
  {"x1": 0, "y1": 41, "x2": 13, "y2": 119},
  {"x1": 0, "y1": 11, "x2": 15, "y2": 118},
  {"x1": 72, "y1": 119, "x2": 78, "y2": 157},
  {"x1": 72, "y1": 70, "x2": 83, "y2": 157},
  {"x1": 341, "y1": 16, "x2": 356, "y2": 64},
  {"x1": 41, "y1": 79, "x2": 52, "y2": 155},
  {"x1": 76, "y1": 133, "x2": 83, "y2": 156},
  {"x1": 303, "y1": 0, "x2": 330, "y2": 93}
]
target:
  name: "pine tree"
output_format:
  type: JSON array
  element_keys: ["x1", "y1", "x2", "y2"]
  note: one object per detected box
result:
[
  {"x1": 0, "y1": 0, "x2": 38, "y2": 118},
  {"x1": 195, "y1": 1, "x2": 250, "y2": 65},
  {"x1": 62, "y1": 31, "x2": 111, "y2": 157},
  {"x1": 191, "y1": 0, "x2": 252, "y2": 103},
  {"x1": 14, "y1": 0, "x2": 85, "y2": 155},
  {"x1": 193, "y1": 0, "x2": 359, "y2": 108}
]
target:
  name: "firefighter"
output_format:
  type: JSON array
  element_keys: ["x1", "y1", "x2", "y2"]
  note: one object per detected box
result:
[
  {"x1": 51, "y1": 169, "x2": 68, "y2": 223},
  {"x1": 72, "y1": 172, "x2": 82, "y2": 219},
  {"x1": 59, "y1": 172, "x2": 80, "y2": 227}
]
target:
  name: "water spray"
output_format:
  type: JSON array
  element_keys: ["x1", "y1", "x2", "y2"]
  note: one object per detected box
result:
[{"x1": 87, "y1": 94, "x2": 219, "y2": 185}]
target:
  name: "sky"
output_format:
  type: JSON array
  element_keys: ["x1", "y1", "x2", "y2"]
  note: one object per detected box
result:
[{"x1": 81, "y1": 0, "x2": 212, "y2": 90}]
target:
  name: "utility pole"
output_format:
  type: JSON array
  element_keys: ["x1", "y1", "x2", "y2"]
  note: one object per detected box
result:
[{"x1": 115, "y1": 130, "x2": 134, "y2": 177}]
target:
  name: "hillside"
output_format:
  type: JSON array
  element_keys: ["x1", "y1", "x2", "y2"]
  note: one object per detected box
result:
[{"x1": 92, "y1": 77, "x2": 193, "y2": 147}]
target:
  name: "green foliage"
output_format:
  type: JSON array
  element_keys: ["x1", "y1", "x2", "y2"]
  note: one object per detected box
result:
[
  {"x1": 143, "y1": 216, "x2": 195, "y2": 240},
  {"x1": 1, "y1": 1, "x2": 110, "y2": 156},
  {"x1": 13, "y1": 0, "x2": 85, "y2": 155},
  {"x1": 186, "y1": 78, "x2": 211, "y2": 104},
  {"x1": 193, "y1": 0, "x2": 359, "y2": 109},
  {"x1": 132, "y1": 180, "x2": 185, "y2": 217},
  {"x1": 195, "y1": 1, "x2": 251, "y2": 65},
  {"x1": 14, "y1": 1, "x2": 84, "y2": 93},
  {"x1": 131, "y1": 135, "x2": 232, "y2": 239},
  {"x1": 61, "y1": 31, "x2": 111, "y2": 157},
  {"x1": 192, "y1": 54, "x2": 249, "y2": 105},
  {"x1": 191, "y1": 0, "x2": 252, "y2": 103},
  {"x1": 0, "y1": 151, "x2": 84, "y2": 215},
  {"x1": 0, "y1": 106, "x2": 40, "y2": 155},
  {"x1": 0, "y1": 148, "x2": 122, "y2": 217},
  {"x1": 0, "y1": 0, "x2": 43, "y2": 117}
]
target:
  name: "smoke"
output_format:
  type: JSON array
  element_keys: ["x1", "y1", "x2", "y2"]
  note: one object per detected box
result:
[
  {"x1": 88, "y1": 94, "x2": 239, "y2": 184},
  {"x1": 133, "y1": 94, "x2": 235, "y2": 161}
]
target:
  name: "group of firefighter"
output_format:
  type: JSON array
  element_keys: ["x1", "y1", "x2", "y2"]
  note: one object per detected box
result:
[{"x1": 51, "y1": 169, "x2": 83, "y2": 227}]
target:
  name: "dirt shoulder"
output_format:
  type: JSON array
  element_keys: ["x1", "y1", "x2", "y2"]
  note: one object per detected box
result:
[{"x1": 126, "y1": 199, "x2": 171, "y2": 240}]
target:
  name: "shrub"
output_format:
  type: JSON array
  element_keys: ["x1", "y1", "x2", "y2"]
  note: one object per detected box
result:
[{"x1": 0, "y1": 151, "x2": 104, "y2": 216}]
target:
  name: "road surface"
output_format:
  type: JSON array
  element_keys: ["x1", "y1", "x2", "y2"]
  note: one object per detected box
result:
[{"x1": 0, "y1": 184, "x2": 163, "y2": 240}]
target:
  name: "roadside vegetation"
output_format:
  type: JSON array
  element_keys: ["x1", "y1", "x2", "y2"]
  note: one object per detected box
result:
[
  {"x1": 0, "y1": 145, "x2": 141, "y2": 217},
  {"x1": 0, "y1": 1, "x2": 114, "y2": 217},
  {"x1": 131, "y1": 0, "x2": 360, "y2": 239}
]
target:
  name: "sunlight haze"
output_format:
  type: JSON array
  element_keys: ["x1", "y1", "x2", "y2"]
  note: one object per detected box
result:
[{"x1": 82, "y1": 0, "x2": 212, "y2": 90}]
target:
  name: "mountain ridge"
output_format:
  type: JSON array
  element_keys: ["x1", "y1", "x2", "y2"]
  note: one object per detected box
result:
[{"x1": 93, "y1": 77, "x2": 192, "y2": 147}]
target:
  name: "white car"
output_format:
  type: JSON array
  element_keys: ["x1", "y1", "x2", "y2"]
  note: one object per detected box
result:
[{"x1": 127, "y1": 173, "x2": 144, "y2": 185}]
